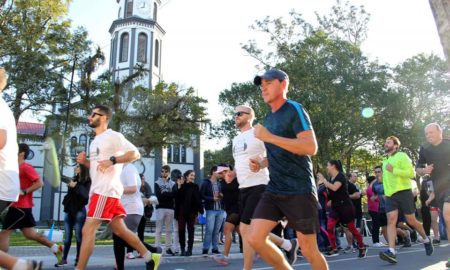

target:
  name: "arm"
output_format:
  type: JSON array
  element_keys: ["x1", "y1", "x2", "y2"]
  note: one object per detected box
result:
[
  {"x1": 391, "y1": 153, "x2": 415, "y2": 179},
  {"x1": 76, "y1": 151, "x2": 90, "y2": 168},
  {"x1": 0, "y1": 129, "x2": 6, "y2": 149},
  {"x1": 349, "y1": 191, "x2": 361, "y2": 200},
  {"x1": 123, "y1": 185, "x2": 138, "y2": 194},
  {"x1": 72, "y1": 179, "x2": 91, "y2": 201},
  {"x1": 254, "y1": 124, "x2": 318, "y2": 156},
  {"x1": 200, "y1": 182, "x2": 214, "y2": 202},
  {"x1": 22, "y1": 177, "x2": 44, "y2": 195},
  {"x1": 323, "y1": 179, "x2": 342, "y2": 192}
]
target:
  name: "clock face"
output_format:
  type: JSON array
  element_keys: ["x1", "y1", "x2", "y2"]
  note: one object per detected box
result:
[{"x1": 137, "y1": 0, "x2": 151, "y2": 17}]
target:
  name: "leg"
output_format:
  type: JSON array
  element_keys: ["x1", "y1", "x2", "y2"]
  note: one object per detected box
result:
[
  {"x1": 211, "y1": 211, "x2": 224, "y2": 251},
  {"x1": 404, "y1": 213, "x2": 428, "y2": 240},
  {"x1": 109, "y1": 217, "x2": 149, "y2": 258},
  {"x1": 172, "y1": 218, "x2": 179, "y2": 253},
  {"x1": 248, "y1": 219, "x2": 291, "y2": 270},
  {"x1": 163, "y1": 209, "x2": 174, "y2": 252},
  {"x1": 223, "y1": 222, "x2": 235, "y2": 256},
  {"x1": 386, "y1": 210, "x2": 399, "y2": 250},
  {"x1": 240, "y1": 223, "x2": 255, "y2": 270},
  {"x1": 296, "y1": 231, "x2": 328, "y2": 270},
  {"x1": 326, "y1": 217, "x2": 339, "y2": 250},
  {"x1": 443, "y1": 202, "x2": 450, "y2": 241},
  {"x1": 76, "y1": 218, "x2": 102, "y2": 270},
  {"x1": 346, "y1": 221, "x2": 364, "y2": 248},
  {"x1": 430, "y1": 210, "x2": 440, "y2": 240},
  {"x1": 21, "y1": 227, "x2": 55, "y2": 248},
  {"x1": 186, "y1": 214, "x2": 196, "y2": 255},
  {"x1": 63, "y1": 213, "x2": 74, "y2": 262},
  {"x1": 154, "y1": 209, "x2": 163, "y2": 248},
  {"x1": 202, "y1": 210, "x2": 214, "y2": 252},
  {"x1": 0, "y1": 229, "x2": 12, "y2": 252},
  {"x1": 177, "y1": 215, "x2": 187, "y2": 253},
  {"x1": 74, "y1": 208, "x2": 86, "y2": 263},
  {"x1": 369, "y1": 211, "x2": 380, "y2": 244},
  {"x1": 113, "y1": 233, "x2": 126, "y2": 270}
]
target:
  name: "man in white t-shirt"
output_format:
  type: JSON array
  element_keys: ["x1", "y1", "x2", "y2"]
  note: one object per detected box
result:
[
  {"x1": 76, "y1": 105, "x2": 160, "y2": 270},
  {"x1": 0, "y1": 67, "x2": 42, "y2": 270},
  {"x1": 214, "y1": 105, "x2": 298, "y2": 269}
]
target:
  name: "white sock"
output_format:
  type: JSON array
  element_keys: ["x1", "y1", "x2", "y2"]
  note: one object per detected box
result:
[
  {"x1": 144, "y1": 251, "x2": 152, "y2": 262},
  {"x1": 281, "y1": 239, "x2": 292, "y2": 251},
  {"x1": 51, "y1": 244, "x2": 58, "y2": 253},
  {"x1": 389, "y1": 247, "x2": 396, "y2": 254},
  {"x1": 422, "y1": 236, "x2": 430, "y2": 243},
  {"x1": 12, "y1": 259, "x2": 27, "y2": 270}
]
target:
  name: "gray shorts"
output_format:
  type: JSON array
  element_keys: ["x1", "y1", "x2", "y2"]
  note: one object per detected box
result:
[{"x1": 385, "y1": 189, "x2": 415, "y2": 215}]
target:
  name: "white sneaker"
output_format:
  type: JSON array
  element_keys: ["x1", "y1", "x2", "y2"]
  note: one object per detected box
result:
[
  {"x1": 373, "y1": 242, "x2": 386, "y2": 247},
  {"x1": 126, "y1": 252, "x2": 136, "y2": 259}
]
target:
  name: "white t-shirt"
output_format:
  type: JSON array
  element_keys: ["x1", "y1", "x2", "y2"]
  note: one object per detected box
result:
[
  {"x1": 120, "y1": 163, "x2": 144, "y2": 215},
  {"x1": 89, "y1": 129, "x2": 138, "y2": 198},
  {"x1": 0, "y1": 96, "x2": 20, "y2": 202},
  {"x1": 232, "y1": 128, "x2": 270, "y2": 189}
]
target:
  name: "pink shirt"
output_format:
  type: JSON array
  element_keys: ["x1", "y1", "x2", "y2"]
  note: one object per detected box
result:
[{"x1": 366, "y1": 185, "x2": 379, "y2": 212}]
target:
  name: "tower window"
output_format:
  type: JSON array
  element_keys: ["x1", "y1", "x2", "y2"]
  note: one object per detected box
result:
[
  {"x1": 154, "y1": 39, "x2": 159, "y2": 67},
  {"x1": 79, "y1": 134, "x2": 87, "y2": 152},
  {"x1": 126, "y1": 0, "x2": 133, "y2": 18},
  {"x1": 153, "y1": 2, "x2": 158, "y2": 21},
  {"x1": 137, "y1": 33, "x2": 148, "y2": 63},
  {"x1": 120, "y1": 33, "x2": 129, "y2": 63},
  {"x1": 70, "y1": 136, "x2": 77, "y2": 157}
]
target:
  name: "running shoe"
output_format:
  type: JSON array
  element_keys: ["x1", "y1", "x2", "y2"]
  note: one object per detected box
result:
[
  {"x1": 432, "y1": 239, "x2": 440, "y2": 245},
  {"x1": 212, "y1": 248, "x2": 220, "y2": 254},
  {"x1": 126, "y1": 252, "x2": 136, "y2": 259},
  {"x1": 325, "y1": 249, "x2": 339, "y2": 257},
  {"x1": 424, "y1": 237, "x2": 434, "y2": 256},
  {"x1": 358, "y1": 247, "x2": 367, "y2": 258},
  {"x1": 165, "y1": 248, "x2": 175, "y2": 256},
  {"x1": 343, "y1": 246, "x2": 355, "y2": 253},
  {"x1": 54, "y1": 258, "x2": 67, "y2": 267},
  {"x1": 284, "y1": 239, "x2": 299, "y2": 265},
  {"x1": 212, "y1": 254, "x2": 229, "y2": 266},
  {"x1": 372, "y1": 242, "x2": 386, "y2": 247},
  {"x1": 53, "y1": 244, "x2": 64, "y2": 265},
  {"x1": 379, "y1": 250, "x2": 397, "y2": 264},
  {"x1": 29, "y1": 260, "x2": 43, "y2": 270},
  {"x1": 145, "y1": 253, "x2": 161, "y2": 270}
]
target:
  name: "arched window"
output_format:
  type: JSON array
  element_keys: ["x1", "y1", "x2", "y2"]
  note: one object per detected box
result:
[
  {"x1": 70, "y1": 136, "x2": 77, "y2": 157},
  {"x1": 173, "y1": 145, "x2": 180, "y2": 163},
  {"x1": 167, "y1": 145, "x2": 172, "y2": 162},
  {"x1": 137, "y1": 33, "x2": 147, "y2": 63},
  {"x1": 126, "y1": 0, "x2": 133, "y2": 18},
  {"x1": 153, "y1": 2, "x2": 158, "y2": 21},
  {"x1": 181, "y1": 146, "x2": 186, "y2": 163},
  {"x1": 120, "y1": 33, "x2": 129, "y2": 62},
  {"x1": 79, "y1": 134, "x2": 87, "y2": 152},
  {"x1": 154, "y1": 39, "x2": 159, "y2": 67}
]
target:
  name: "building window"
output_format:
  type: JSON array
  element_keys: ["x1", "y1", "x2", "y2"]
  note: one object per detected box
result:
[
  {"x1": 126, "y1": 0, "x2": 133, "y2": 18},
  {"x1": 137, "y1": 33, "x2": 147, "y2": 63},
  {"x1": 154, "y1": 39, "x2": 159, "y2": 67},
  {"x1": 181, "y1": 146, "x2": 186, "y2": 163},
  {"x1": 153, "y1": 2, "x2": 157, "y2": 21},
  {"x1": 79, "y1": 134, "x2": 87, "y2": 152},
  {"x1": 120, "y1": 33, "x2": 129, "y2": 62},
  {"x1": 70, "y1": 136, "x2": 77, "y2": 157},
  {"x1": 167, "y1": 145, "x2": 172, "y2": 162},
  {"x1": 173, "y1": 145, "x2": 180, "y2": 163}
]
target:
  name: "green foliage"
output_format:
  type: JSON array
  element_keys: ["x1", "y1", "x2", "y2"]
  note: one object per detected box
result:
[{"x1": 203, "y1": 145, "x2": 234, "y2": 177}]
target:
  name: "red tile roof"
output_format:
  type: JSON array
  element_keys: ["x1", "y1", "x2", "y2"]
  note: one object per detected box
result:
[{"x1": 17, "y1": 122, "x2": 45, "y2": 136}]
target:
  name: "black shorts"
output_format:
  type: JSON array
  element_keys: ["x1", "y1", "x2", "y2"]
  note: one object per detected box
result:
[
  {"x1": 239, "y1": 184, "x2": 266, "y2": 225},
  {"x1": 252, "y1": 191, "x2": 319, "y2": 234},
  {"x1": 385, "y1": 190, "x2": 415, "y2": 215},
  {"x1": 2, "y1": 207, "x2": 35, "y2": 230},
  {"x1": 328, "y1": 204, "x2": 356, "y2": 224},
  {"x1": 379, "y1": 212, "x2": 388, "y2": 227},
  {"x1": 225, "y1": 212, "x2": 240, "y2": 226}
]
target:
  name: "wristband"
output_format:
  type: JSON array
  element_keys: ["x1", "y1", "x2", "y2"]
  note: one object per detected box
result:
[{"x1": 22, "y1": 189, "x2": 27, "y2": 195}]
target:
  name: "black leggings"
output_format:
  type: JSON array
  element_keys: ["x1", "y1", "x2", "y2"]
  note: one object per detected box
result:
[{"x1": 369, "y1": 211, "x2": 380, "y2": 243}]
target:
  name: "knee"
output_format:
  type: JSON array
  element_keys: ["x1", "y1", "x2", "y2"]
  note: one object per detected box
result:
[{"x1": 247, "y1": 233, "x2": 264, "y2": 250}]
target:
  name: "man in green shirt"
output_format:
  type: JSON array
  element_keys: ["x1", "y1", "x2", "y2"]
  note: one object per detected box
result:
[{"x1": 379, "y1": 136, "x2": 433, "y2": 264}]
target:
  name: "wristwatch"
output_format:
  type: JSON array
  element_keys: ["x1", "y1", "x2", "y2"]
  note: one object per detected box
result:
[{"x1": 109, "y1": 156, "x2": 117, "y2": 165}]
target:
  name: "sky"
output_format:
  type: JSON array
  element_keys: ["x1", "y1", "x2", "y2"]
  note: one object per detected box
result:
[{"x1": 67, "y1": 0, "x2": 444, "y2": 150}]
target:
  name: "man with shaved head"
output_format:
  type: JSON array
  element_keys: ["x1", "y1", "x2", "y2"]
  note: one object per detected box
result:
[{"x1": 416, "y1": 123, "x2": 450, "y2": 266}]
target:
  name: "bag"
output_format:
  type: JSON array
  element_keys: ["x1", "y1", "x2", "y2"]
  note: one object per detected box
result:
[
  {"x1": 198, "y1": 214, "x2": 206, "y2": 225},
  {"x1": 144, "y1": 205, "x2": 153, "y2": 218}
]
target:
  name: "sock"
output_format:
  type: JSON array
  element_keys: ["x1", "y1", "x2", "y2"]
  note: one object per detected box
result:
[
  {"x1": 281, "y1": 239, "x2": 292, "y2": 251},
  {"x1": 51, "y1": 244, "x2": 59, "y2": 253},
  {"x1": 12, "y1": 259, "x2": 27, "y2": 270},
  {"x1": 389, "y1": 248, "x2": 396, "y2": 255},
  {"x1": 144, "y1": 251, "x2": 152, "y2": 263}
]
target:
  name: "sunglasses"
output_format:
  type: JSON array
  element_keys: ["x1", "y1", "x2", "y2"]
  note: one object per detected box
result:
[
  {"x1": 234, "y1": 111, "x2": 250, "y2": 117},
  {"x1": 90, "y1": 112, "x2": 104, "y2": 118}
]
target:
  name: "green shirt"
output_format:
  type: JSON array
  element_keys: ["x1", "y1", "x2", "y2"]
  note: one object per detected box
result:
[{"x1": 382, "y1": 151, "x2": 415, "y2": 197}]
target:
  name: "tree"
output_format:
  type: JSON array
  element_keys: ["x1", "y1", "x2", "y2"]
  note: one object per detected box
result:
[{"x1": 0, "y1": 0, "x2": 92, "y2": 121}]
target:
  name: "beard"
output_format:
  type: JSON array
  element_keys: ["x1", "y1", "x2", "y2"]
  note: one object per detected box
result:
[
  {"x1": 384, "y1": 145, "x2": 395, "y2": 154},
  {"x1": 88, "y1": 119, "x2": 99, "y2": 128}
]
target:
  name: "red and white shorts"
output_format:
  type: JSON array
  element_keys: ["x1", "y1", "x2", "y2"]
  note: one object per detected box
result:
[{"x1": 87, "y1": 193, "x2": 126, "y2": 221}]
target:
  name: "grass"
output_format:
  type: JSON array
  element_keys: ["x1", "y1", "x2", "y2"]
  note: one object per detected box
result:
[{"x1": 8, "y1": 231, "x2": 156, "y2": 246}]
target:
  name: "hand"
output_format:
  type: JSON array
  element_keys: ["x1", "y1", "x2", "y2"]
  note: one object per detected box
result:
[
  {"x1": 254, "y1": 124, "x2": 271, "y2": 142},
  {"x1": 77, "y1": 152, "x2": 87, "y2": 165},
  {"x1": 97, "y1": 159, "x2": 113, "y2": 173},
  {"x1": 68, "y1": 180, "x2": 77, "y2": 188},
  {"x1": 425, "y1": 199, "x2": 431, "y2": 207},
  {"x1": 249, "y1": 158, "x2": 261, "y2": 172},
  {"x1": 316, "y1": 173, "x2": 326, "y2": 184},
  {"x1": 386, "y1": 163, "x2": 393, "y2": 172},
  {"x1": 424, "y1": 164, "x2": 434, "y2": 175}
]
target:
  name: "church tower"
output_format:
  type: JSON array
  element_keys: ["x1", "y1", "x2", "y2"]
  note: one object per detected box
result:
[{"x1": 109, "y1": 0, "x2": 165, "y2": 89}]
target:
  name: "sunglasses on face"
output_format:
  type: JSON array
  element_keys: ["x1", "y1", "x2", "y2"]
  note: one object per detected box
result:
[
  {"x1": 234, "y1": 111, "x2": 250, "y2": 117},
  {"x1": 90, "y1": 112, "x2": 104, "y2": 118}
]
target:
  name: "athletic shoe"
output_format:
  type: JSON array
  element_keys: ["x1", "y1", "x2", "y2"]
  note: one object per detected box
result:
[
  {"x1": 325, "y1": 249, "x2": 339, "y2": 257},
  {"x1": 402, "y1": 235, "x2": 412, "y2": 248},
  {"x1": 54, "y1": 258, "x2": 67, "y2": 267},
  {"x1": 202, "y1": 249, "x2": 208, "y2": 255},
  {"x1": 126, "y1": 252, "x2": 136, "y2": 259},
  {"x1": 379, "y1": 250, "x2": 397, "y2": 264},
  {"x1": 212, "y1": 249, "x2": 220, "y2": 254},
  {"x1": 29, "y1": 260, "x2": 43, "y2": 270},
  {"x1": 372, "y1": 242, "x2": 386, "y2": 247},
  {"x1": 424, "y1": 237, "x2": 434, "y2": 256},
  {"x1": 358, "y1": 247, "x2": 367, "y2": 258},
  {"x1": 145, "y1": 253, "x2": 161, "y2": 270},
  {"x1": 343, "y1": 246, "x2": 355, "y2": 253},
  {"x1": 432, "y1": 239, "x2": 440, "y2": 245},
  {"x1": 53, "y1": 244, "x2": 64, "y2": 265},
  {"x1": 212, "y1": 254, "x2": 229, "y2": 266},
  {"x1": 284, "y1": 239, "x2": 299, "y2": 265},
  {"x1": 446, "y1": 257, "x2": 450, "y2": 268},
  {"x1": 165, "y1": 248, "x2": 175, "y2": 256}
]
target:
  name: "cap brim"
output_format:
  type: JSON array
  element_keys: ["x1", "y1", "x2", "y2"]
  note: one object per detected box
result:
[
  {"x1": 216, "y1": 166, "x2": 229, "y2": 173},
  {"x1": 253, "y1": 76, "x2": 262, "y2": 86}
]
